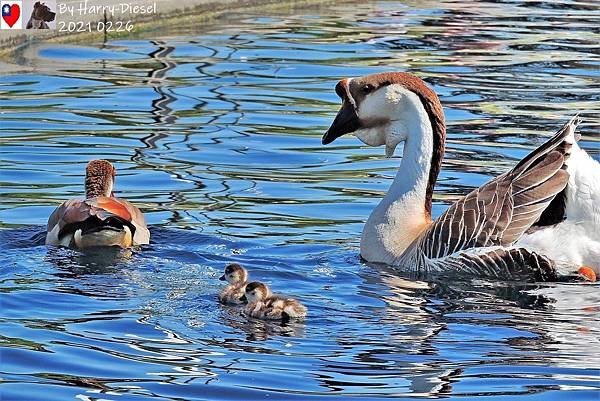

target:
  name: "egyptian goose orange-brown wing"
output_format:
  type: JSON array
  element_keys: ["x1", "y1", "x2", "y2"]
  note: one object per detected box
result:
[
  {"x1": 46, "y1": 196, "x2": 150, "y2": 248},
  {"x1": 46, "y1": 159, "x2": 150, "y2": 249}
]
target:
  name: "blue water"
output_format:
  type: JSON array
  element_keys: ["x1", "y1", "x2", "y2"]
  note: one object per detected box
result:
[{"x1": 1, "y1": 1, "x2": 599, "y2": 400}]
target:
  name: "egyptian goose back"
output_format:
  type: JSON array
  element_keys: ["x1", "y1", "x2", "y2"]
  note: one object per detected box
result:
[
  {"x1": 322, "y1": 72, "x2": 599, "y2": 281},
  {"x1": 45, "y1": 160, "x2": 150, "y2": 249}
]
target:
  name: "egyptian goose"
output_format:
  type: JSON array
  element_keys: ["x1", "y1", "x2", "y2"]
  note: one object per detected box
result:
[
  {"x1": 45, "y1": 160, "x2": 150, "y2": 249},
  {"x1": 241, "y1": 281, "x2": 307, "y2": 322},
  {"x1": 322, "y1": 72, "x2": 599, "y2": 281},
  {"x1": 218, "y1": 263, "x2": 250, "y2": 304}
]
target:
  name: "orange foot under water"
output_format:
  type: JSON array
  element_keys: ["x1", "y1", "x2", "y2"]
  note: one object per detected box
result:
[{"x1": 578, "y1": 266, "x2": 597, "y2": 282}]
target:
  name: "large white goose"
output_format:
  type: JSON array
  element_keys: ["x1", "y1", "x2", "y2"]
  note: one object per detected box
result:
[{"x1": 322, "y1": 72, "x2": 599, "y2": 281}]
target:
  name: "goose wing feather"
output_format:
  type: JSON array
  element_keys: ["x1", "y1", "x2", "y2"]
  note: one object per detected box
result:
[
  {"x1": 414, "y1": 116, "x2": 579, "y2": 262},
  {"x1": 46, "y1": 196, "x2": 150, "y2": 245},
  {"x1": 46, "y1": 199, "x2": 90, "y2": 234},
  {"x1": 433, "y1": 247, "x2": 558, "y2": 281},
  {"x1": 124, "y1": 201, "x2": 150, "y2": 245},
  {"x1": 89, "y1": 197, "x2": 150, "y2": 244}
]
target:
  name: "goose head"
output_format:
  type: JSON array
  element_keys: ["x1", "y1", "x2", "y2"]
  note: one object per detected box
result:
[
  {"x1": 219, "y1": 263, "x2": 248, "y2": 284},
  {"x1": 241, "y1": 281, "x2": 271, "y2": 303},
  {"x1": 321, "y1": 72, "x2": 445, "y2": 158},
  {"x1": 85, "y1": 160, "x2": 116, "y2": 198}
]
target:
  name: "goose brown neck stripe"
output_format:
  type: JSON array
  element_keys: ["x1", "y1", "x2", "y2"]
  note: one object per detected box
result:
[
  {"x1": 85, "y1": 160, "x2": 115, "y2": 198},
  {"x1": 353, "y1": 72, "x2": 446, "y2": 217}
]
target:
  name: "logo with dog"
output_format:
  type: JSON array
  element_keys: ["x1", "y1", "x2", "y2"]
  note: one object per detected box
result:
[{"x1": 1, "y1": 0, "x2": 55, "y2": 29}]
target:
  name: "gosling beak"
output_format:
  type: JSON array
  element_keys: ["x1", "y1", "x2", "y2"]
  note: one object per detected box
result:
[
  {"x1": 240, "y1": 294, "x2": 247, "y2": 302},
  {"x1": 322, "y1": 79, "x2": 362, "y2": 145},
  {"x1": 219, "y1": 274, "x2": 226, "y2": 281}
]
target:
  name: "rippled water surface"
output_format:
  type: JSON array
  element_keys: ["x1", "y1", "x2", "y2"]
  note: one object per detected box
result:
[{"x1": 1, "y1": 1, "x2": 599, "y2": 399}]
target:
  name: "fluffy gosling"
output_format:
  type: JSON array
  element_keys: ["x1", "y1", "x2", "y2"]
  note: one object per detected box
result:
[
  {"x1": 218, "y1": 263, "x2": 249, "y2": 304},
  {"x1": 241, "y1": 281, "x2": 307, "y2": 322}
]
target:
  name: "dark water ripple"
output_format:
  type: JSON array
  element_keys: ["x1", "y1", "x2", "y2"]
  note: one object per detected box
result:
[{"x1": 1, "y1": 1, "x2": 599, "y2": 400}]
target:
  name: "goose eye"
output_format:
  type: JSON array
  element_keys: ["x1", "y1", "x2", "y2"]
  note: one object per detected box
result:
[{"x1": 362, "y1": 84, "x2": 374, "y2": 94}]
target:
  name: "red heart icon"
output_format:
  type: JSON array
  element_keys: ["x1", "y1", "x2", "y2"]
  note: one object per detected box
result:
[{"x1": 2, "y1": 4, "x2": 20, "y2": 28}]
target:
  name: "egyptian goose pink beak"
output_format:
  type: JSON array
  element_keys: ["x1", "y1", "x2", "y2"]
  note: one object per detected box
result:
[{"x1": 45, "y1": 160, "x2": 150, "y2": 249}]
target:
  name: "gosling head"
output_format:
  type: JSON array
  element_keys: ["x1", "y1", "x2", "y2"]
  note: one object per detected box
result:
[
  {"x1": 241, "y1": 281, "x2": 271, "y2": 303},
  {"x1": 219, "y1": 263, "x2": 248, "y2": 284},
  {"x1": 85, "y1": 160, "x2": 116, "y2": 198},
  {"x1": 321, "y1": 72, "x2": 445, "y2": 157}
]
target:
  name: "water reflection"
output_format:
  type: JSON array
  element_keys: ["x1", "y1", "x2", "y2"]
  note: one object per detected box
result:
[
  {"x1": 221, "y1": 311, "x2": 306, "y2": 341},
  {"x1": 45, "y1": 246, "x2": 134, "y2": 273}
]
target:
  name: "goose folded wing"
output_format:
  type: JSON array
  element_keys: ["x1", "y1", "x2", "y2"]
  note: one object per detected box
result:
[
  {"x1": 415, "y1": 117, "x2": 578, "y2": 263},
  {"x1": 88, "y1": 197, "x2": 150, "y2": 245},
  {"x1": 46, "y1": 199, "x2": 91, "y2": 234},
  {"x1": 47, "y1": 196, "x2": 150, "y2": 245},
  {"x1": 434, "y1": 247, "x2": 558, "y2": 281}
]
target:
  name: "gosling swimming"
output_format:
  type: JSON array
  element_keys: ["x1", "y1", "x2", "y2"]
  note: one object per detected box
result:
[
  {"x1": 242, "y1": 281, "x2": 307, "y2": 322},
  {"x1": 218, "y1": 263, "x2": 250, "y2": 305}
]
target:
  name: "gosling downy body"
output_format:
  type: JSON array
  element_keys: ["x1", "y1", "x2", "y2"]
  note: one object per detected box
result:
[
  {"x1": 46, "y1": 160, "x2": 150, "y2": 249},
  {"x1": 218, "y1": 263, "x2": 249, "y2": 305},
  {"x1": 242, "y1": 281, "x2": 307, "y2": 322},
  {"x1": 322, "y1": 72, "x2": 599, "y2": 281}
]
